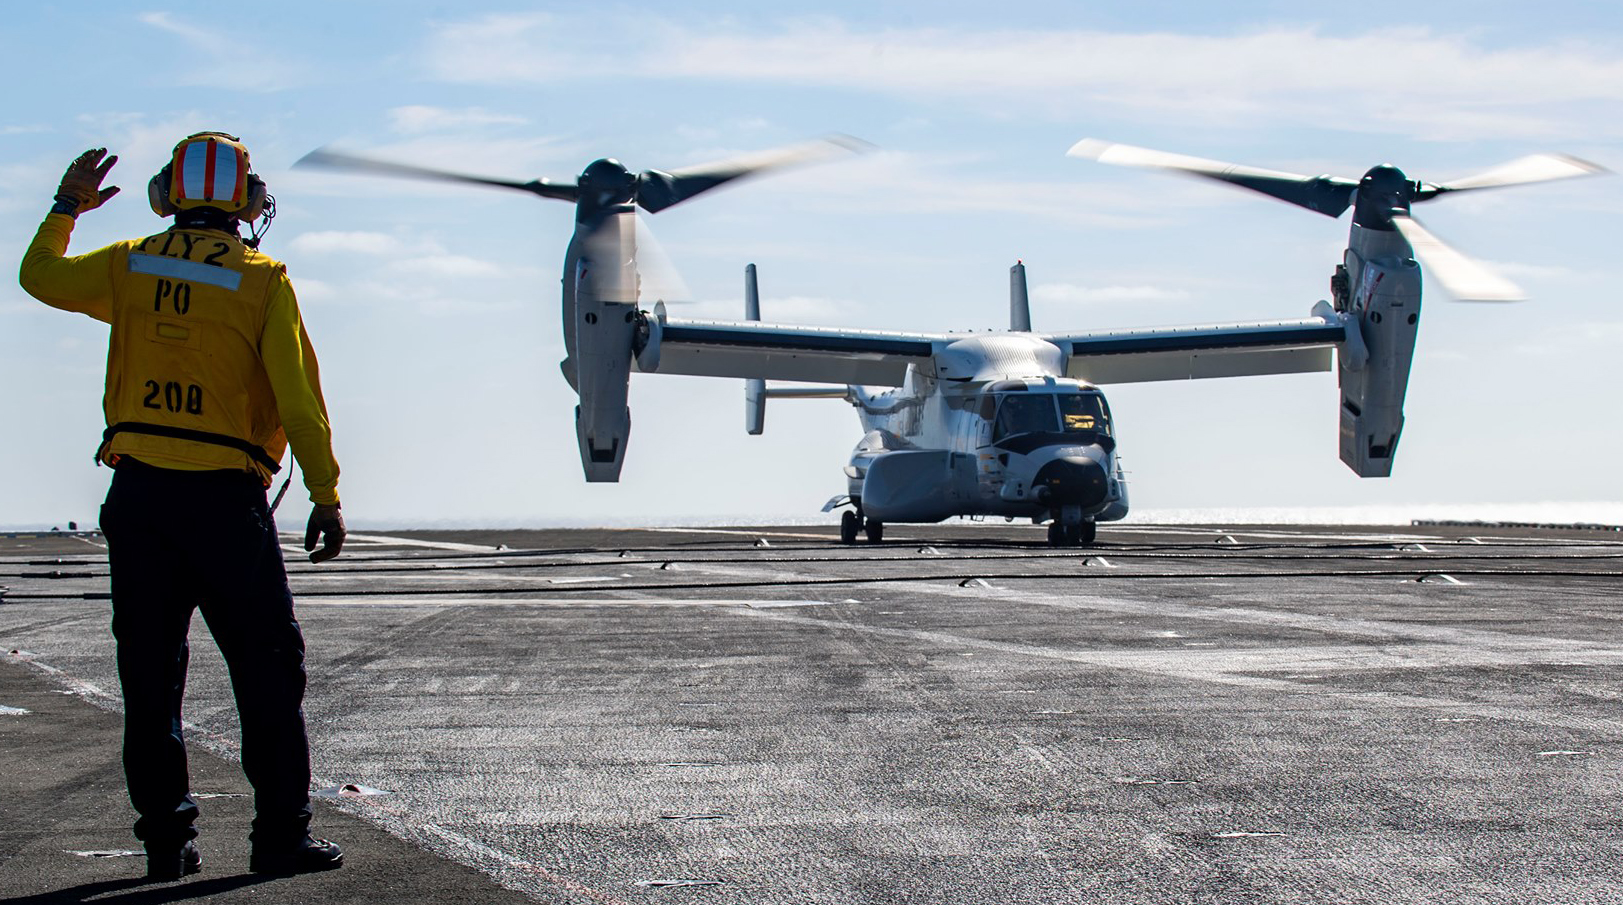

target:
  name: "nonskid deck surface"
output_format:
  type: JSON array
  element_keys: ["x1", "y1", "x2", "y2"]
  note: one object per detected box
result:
[{"x1": 3, "y1": 522, "x2": 1621, "y2": 904}]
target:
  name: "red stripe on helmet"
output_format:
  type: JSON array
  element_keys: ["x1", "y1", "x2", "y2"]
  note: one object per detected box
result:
[
  {"x1": 172, "y1": 145, "x2": 188, "y2": 201},
  {"x1": 202, "y1": 139, "x2": 218, "y2": 202},
  {"x1": 233, "y1": 147, "x2": 248, "y2": 205}
]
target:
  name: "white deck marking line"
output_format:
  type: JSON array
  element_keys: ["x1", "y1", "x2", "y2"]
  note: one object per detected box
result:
[
  {"x1": 305, "y1": 573, "x2": 622, "y2": 585},
  {"x1": 338, "y1": 533, "x2": 504, "y2": 552},
  {"x1": 1106, "y1": 526, "x2": 1440, "y2": 543},
  {"x1": 277, "y1": 533, "x2": 501, "y2": 552},
  {"x1": 644, "y1": 527, "x2": 837, "y2": 540},
  {"x1": 296, "y1": 597, "x2": 826, "y2": 608}
]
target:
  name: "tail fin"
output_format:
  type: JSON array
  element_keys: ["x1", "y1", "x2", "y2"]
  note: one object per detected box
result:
[
  {"x1": 1010, "y1": 261, "x2": 1032, "y2": 331},
  {"x1": 744, "y1": 263, "x2": 767, "y2": 434},
  {"x1": 741, "y1": 263, "x2": 847, "y2": 433}
]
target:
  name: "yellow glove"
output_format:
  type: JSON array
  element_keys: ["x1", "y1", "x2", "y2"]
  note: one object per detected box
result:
[
  {"x1": 54, "y1": 148, "x2": 120, "y2": 216},
  {"x1": 304, "y1": 503, "x2": 346, "y2": 564}
]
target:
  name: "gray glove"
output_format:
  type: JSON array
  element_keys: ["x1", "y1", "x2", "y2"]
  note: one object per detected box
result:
[{"x1": 304, "y1": 503, "x2": 346, "y2": 564}]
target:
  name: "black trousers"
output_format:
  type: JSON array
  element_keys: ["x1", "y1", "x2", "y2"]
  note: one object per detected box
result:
[{"x1": 99, "y1": 459, "x2": 312, "y2": 848}]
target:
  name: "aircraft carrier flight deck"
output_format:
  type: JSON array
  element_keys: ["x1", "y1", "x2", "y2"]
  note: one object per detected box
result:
[{"x1": 3, "y1": 521, "x2": 1621, "y2": 904}]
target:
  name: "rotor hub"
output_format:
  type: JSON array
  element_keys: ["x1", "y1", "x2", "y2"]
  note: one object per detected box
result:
[
  {"x1": 1354, "y1": 164, "x2": 1419, "y2": 229},
  {"x1": 579, "y1": 158, "x2": 637, "y2": 207}
]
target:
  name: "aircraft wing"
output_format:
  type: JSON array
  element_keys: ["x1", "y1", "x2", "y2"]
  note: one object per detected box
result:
[
  {"x1": 642, "y1": 316, "x2": 942, "y2": 386},
  {"x1": 1042, "y1": 314, "x2": 1350, "y2": 384}
]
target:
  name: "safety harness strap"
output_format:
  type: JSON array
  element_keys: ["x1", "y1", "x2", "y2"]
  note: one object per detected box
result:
[{"x1": 99, "y1": 422, "x2": 282, "y2": 474}]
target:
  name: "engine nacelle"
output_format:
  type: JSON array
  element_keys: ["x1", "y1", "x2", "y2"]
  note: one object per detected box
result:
[
  {"x1": 1337, "y1": 224, "x2": 1421, "y2": 477},
  {"x1": 572, "y1": 217, "x2": 639, "y2": 482}
]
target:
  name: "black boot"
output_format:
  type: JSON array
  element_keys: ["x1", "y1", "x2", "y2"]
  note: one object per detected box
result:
[
  {"x1": 146, "y1": 839, "x2": 202, "y2": 881},
  {"x1": 249, "y1": 835, "x2": 343, "y2": 874}
]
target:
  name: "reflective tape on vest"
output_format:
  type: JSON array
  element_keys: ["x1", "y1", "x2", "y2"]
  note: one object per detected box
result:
[{"x1": 128, "y1": 253, "x2": 243, "y2": 290}]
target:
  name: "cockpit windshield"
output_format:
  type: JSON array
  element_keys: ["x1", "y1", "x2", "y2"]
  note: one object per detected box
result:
[
  {"x1": 994, "y1": 395, "x2": 1059, "y2": 439},
  {"x1": 991, "y1": 391, "x2": 1112, "y2": 442},
  {"x1": 1058, "y1": 392, "x2": 1111, "y2": 435}
]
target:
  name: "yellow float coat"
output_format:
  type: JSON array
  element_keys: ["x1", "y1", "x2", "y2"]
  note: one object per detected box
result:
[{"x1": 20, "y1": 213, "x2": 339, "y2": 505}]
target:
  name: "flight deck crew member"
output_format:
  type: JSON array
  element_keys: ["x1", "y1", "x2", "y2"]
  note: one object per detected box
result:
[{"x1": 19, "y1": 134, "x2": 348, "y2": 881}]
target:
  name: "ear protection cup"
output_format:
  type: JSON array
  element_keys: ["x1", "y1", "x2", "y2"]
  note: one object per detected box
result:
[
  {"x1": 148, "y1": 165, "x2": 178, "y2": 217},
  {"x1": 239, "y1": 173, "x2": 267, "y2": 222}
]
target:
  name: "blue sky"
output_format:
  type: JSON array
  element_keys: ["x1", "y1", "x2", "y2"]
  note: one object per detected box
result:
[{"x1": 3, "y1": 3, "x2": 1620, "y2": 528}]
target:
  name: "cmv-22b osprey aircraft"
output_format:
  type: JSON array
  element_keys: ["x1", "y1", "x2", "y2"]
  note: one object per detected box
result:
[{"x1": 300, "y1": 137, "x2": 1603, "y2": 545}]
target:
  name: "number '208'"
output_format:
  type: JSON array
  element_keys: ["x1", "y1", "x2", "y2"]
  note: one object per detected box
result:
[{"x1": 143, "y1": 380, "x2": 202, "y2": 415}]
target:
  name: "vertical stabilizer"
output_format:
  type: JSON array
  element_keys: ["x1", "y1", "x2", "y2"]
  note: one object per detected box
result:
[
  {"x1": 744, "y1": 262, "x2": 761, "y2": 320},
  {"x1": 744, "y1": 263, "x2": 766, "y2": 434},
  {"x1": 1010, "y1": 261, "x2": 1032, "y2": 332}
]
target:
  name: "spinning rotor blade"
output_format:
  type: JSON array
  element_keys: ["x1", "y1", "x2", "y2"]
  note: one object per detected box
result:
[
  {"x1": 1422, "y1": 153, "x2": 1608, "y2": 198},
  {"x1": 629, "y1": 215, "x2": 691, "y2": 304},
  {"x1": 575, "y1": 213, "x2": 692, "y2": 305},
  {"x1": 1390, "y1": 214, "x2": 1525, "y2": 303},
  {"x1": 1068, "y1": 138, "x2": 1358, "y2": 217},
  {"x1": 295, "y1": 147, "x2": 579, "y2": 201},
  {"x1": 579, "y1": 209, "x2": 640, "y2": 304},
  {"x1": 636, "y1": 134, "x2": 872, "y2": 214}
]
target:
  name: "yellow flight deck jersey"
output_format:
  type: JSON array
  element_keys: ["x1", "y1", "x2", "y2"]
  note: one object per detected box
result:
[{"x1": 19, "y1": 212, "x2": 340, "y2": 505}]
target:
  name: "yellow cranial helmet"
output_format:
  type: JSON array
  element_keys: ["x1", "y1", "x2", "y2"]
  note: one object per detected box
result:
[{"x1": 148, "y1": 131, "x2": 267, "y2": 220}]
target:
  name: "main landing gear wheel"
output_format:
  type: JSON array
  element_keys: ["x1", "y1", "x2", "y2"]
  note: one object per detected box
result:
[
  {"x1": 838, "y1": 505, "x2": 884, "y2": 545},
  {"x1": 840, "y1": 510, "x2": 860, "y2": 545},
  {"x1": 1047, "y1": 521, "x2": 1098, "y2": 547}
]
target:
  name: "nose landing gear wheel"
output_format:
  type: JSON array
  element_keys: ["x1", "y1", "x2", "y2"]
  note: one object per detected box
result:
[
  {"x1": 840, "y1": 510, "x2": 860, "y2": 545},
  {"x1": 865, "y1": 520, "x2": 884, "y2": 544}
]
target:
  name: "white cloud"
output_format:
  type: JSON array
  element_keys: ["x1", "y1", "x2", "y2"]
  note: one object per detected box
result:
[
  {"x1": 137, "y1": 11, "x2": 216, "y2": 47},
  {"x1": 294, "y1": 277, "x2": 336, "y2": 302},
  {"x1": 397, "y1": 254, "x2": 504, "y2": 278},
  {"x1": 137, "y1": 11, "x2": 304, "y2": 91},
  {"x1": 288, "y1": 230, "x2": 408, "y2": 256},
  {"x1": 424, "y1": 17, "x2": 1623, "y2": 140},
  {"x1": 1513, "y1": 320, "x2": 1623, "y2": 356},
  {"x1": 388, "y1": 106, "x2": 529, "y2": 135},
  {"x1": 1033, "y1": 283, "x2": 1193, "y2": 304},
  {"x1": 1478, "y1": 260, "x2": 1589, "y2": 281},
  {"x1": 738, "y1": 148, "x2": 1187, "y2": 227},
  {"x1": 672, "y1": 118, "x2": 774, "y2": 144},
  {"x1": 671, "y1": 295, "x2": 854, "y2": 324}
]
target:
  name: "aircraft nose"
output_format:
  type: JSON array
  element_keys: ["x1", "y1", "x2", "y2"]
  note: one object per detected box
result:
[{"x1": 1032, "y1": 456, "x2": 1108, "y2": 507}]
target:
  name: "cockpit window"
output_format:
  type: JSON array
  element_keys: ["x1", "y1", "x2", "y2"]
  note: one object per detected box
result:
[
  {"x1": 1058, "y1": 392, "x2": 1111, "y2": 436},
  {"x1": 994, "y1": 395, "x2": 1059, "y2": 439}
]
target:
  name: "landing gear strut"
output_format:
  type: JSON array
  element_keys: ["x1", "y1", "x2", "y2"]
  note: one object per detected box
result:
[{"x1": 839, "y1": 505, "x2": 884, "y2": 545}]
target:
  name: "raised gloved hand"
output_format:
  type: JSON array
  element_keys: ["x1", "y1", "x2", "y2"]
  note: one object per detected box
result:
[
  {"x1": 304, "y1": 503, "x2": 346, "y2": 564},
  {"x1": 55, "y1": 148, "x2": 121, "y2": 216}
]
